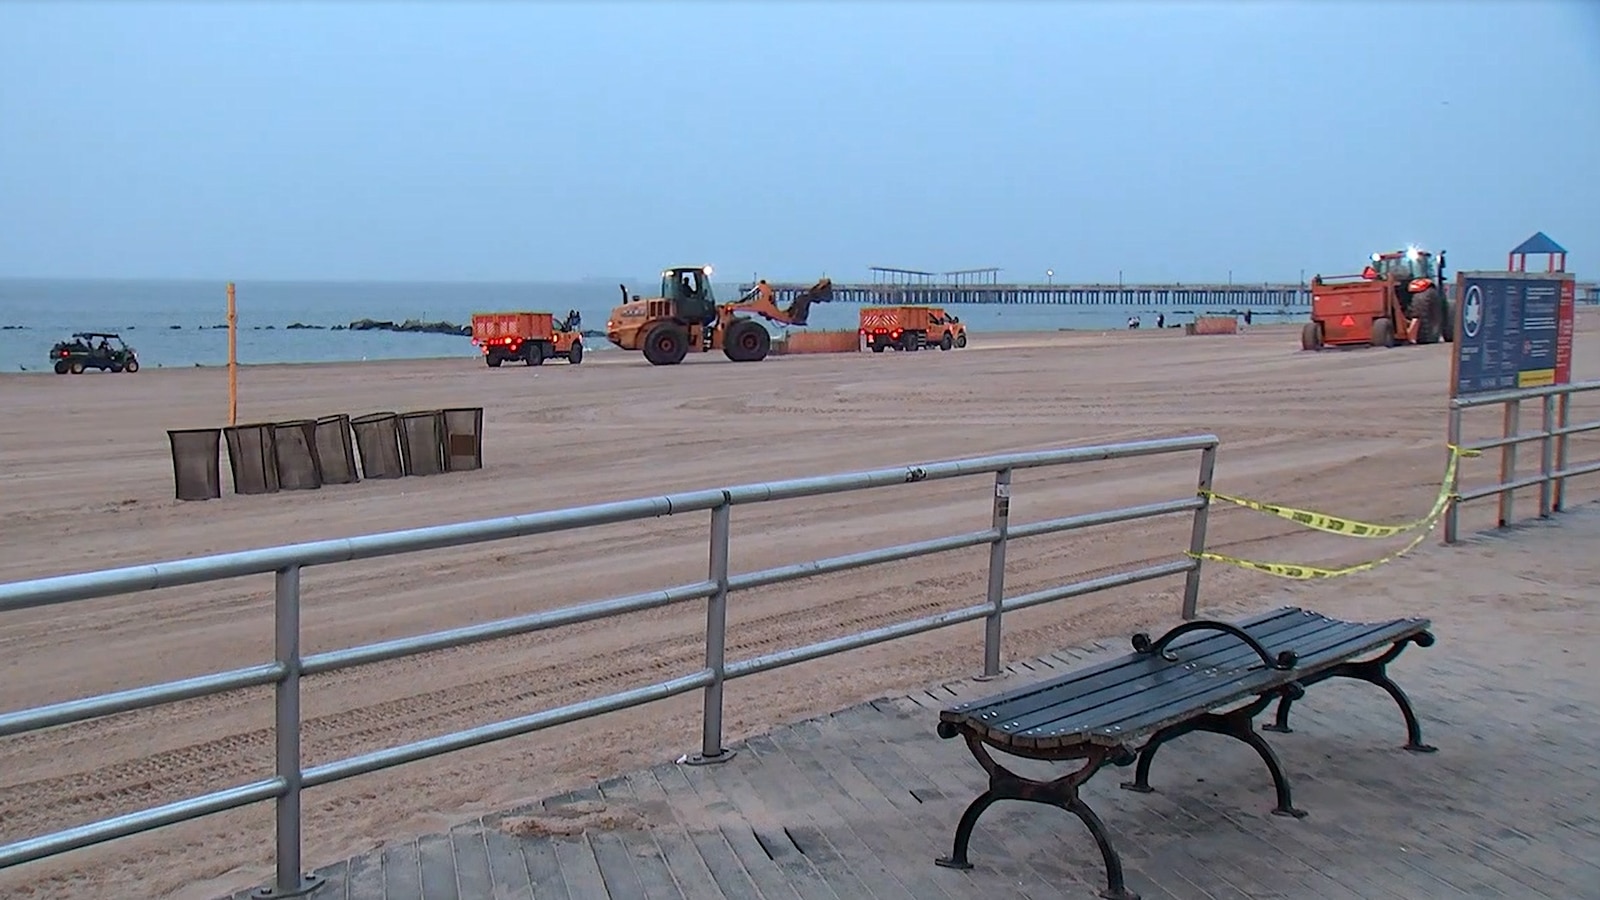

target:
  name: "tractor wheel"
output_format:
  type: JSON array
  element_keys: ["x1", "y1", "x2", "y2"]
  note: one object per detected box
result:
[
  {"x1": 1301, "y1": 322, "x2": 1323, "y2": 351},
  {"x1": 54, "y1": 360, "x2": 69, "y2": 375},
  {"x1": 940, "y1": 333, "x2": 953, "y2": 351},
  {"x1": 568, "y1": 342, "x2": 583, "y2": 364},
  {"x1": 486, "y1": 354, "x2": 502, "y2": 367},
  {"x1": 723, "y1": 320, "x2": 771, "y2": 362},
  {"x1": 955, "y1": 333, "x2": 967, "y2": 348},
  {"x1": 70, "y1": 360, "x2": 85, "y2": 374},
  {"x1": 124, "y1": 358, "x2": 138, "y2": 373},
  {"x1": 643, "y1": 324, "x2": 689, "y2": 366},
  {"x1": 1440, "y1": 297, "x2": 1455, "y2": 343},
  {"x1": 1411, "y1": 288, "x2": 1443, "y2": 344},
  {"x1": 1371, "y1": 317, "x2": 1395, "y2": 348},
  {"x1": 526, "y1": 342, "x2": 544, "y2": 366}
]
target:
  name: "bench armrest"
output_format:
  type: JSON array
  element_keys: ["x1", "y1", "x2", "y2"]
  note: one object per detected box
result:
[{"x1": 1131, "y1": 620, "x2": 1298, "y2": 670}]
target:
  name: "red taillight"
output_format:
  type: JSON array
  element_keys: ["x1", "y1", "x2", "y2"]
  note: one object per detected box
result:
[{"x1": 59, "y1": 350, "x2": 68, "y2": 357}]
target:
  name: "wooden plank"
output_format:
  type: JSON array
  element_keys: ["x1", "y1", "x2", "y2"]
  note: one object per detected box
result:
[
  {"x1": 821, "y1": 704, "x2": 1073, "y2": 896},
  {"x1": 594, "y1": 775, "x2": 688, "y2": 900},
  {"x1": 587, "y1": 831, "x2": 651, "y2": 900},
  {"x1": 479, "y1": 824, "x2": 537, "y2": 899},
  {"x1": 627, "y1": 768, "x2": 728, "y2": 900},
  {"x1": 694, "y1": 738, "x2": 841, "y2": 900},
  {"x1": 778, "y1": 716, "x2": 1008, "y2": 900},
  {"x1": 551, "y1": 835, "x2": 612, "y2": 900},
  {"x1": 380, "y1": 839, "x2": 424, "y2": 900},
  {"x1": 343, "y1": 842, "x2": 385, "y2": 900},
  {"x1": 516, "y1": 834, "x2": 571, "y2": 900},
  {"x1": 652, "y1": 765, "x2": 761, "y2": 899},
  {"x1": 416, "y1": 832, "x2": 460, "y2": 900},
  {"x1": 448, "y1": 826, "x2": 496, "y2": 900}
]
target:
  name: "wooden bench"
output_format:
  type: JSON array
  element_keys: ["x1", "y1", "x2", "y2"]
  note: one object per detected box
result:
[{"x1": 932, "y1": 606, "x2": 1437, "y2": 900}]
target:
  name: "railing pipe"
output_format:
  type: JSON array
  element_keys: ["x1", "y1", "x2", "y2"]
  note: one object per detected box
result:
[
  {"x1": 982, "y1": 468, "x2": 1012, "y2": 678},
  {"x1": 1181, "y1": 445, "x2": 1217, "y2": 619}
]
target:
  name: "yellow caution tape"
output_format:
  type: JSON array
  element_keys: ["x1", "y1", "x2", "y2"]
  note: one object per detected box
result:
[
  {"x1": 1203, "y1": 445, "x2": 1478, "y2": 539},
  {"x1": 1190, "y1": 444, "x2": 1481, "y2": 580}
]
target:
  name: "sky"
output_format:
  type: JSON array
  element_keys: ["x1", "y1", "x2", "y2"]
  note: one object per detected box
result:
[{"x1": 1, "y1": 0, "x2": 1597, "y2": 285}]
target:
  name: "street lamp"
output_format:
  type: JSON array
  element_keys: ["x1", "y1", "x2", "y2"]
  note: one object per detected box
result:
[{"x1": 1046, "y1": 269, "x2": 1054, "y2": 285}]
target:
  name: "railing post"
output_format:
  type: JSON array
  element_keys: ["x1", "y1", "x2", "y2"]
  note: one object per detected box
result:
[
  {"x1": 1181, "y1": 444, "x2": 1217, "y2": 620},
  {"x1": 1539, "y1": 393, "x2": 1555, "y2": 518},
  {"x1": 1498, "y1": 399, "x2": 1519, "y2": 527},
  {"x1": 979, "y1": 468, "x2": 1012, "y2": 679},
  {"x1": 251, "y1": 566, "x2": 322, "y2": 899},
  {"x1": 686, "y1": 496, "x2": 734, "y2": 765},
  {"x1": 1444, "y1": 404, "x2": 1463, "y2": 545},
  {"x1": 1553, "y1": 391, "x2": 1570, "y2": 513}
]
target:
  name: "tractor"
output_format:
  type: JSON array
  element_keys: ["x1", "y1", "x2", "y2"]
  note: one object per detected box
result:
[
  {"x1": 605, "y1": 266, "x2": 834, "y2": 365},
  {"x1": 1302, "y1": 247, "x2": 1453, "y2": 351}
]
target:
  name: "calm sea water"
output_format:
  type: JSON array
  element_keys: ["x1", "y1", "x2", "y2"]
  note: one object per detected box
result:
[{"x1": 0, "y1": 278, "x2": 1307, "y2": 372}]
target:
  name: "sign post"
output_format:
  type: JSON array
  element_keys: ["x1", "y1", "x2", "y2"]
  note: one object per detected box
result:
[
  {"x1": 227, "y1": 282, "x2": 238, "y2": 426},
  {"x1": 1446, "y1": 269, "x2": 1576, "y2": 539}
]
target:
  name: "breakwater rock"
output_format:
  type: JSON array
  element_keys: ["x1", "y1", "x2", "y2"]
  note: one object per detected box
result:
[{"x1": 346, "y1": 318, "x2": 471, "y2": 336}]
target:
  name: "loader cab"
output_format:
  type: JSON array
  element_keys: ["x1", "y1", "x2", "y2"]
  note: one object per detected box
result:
[
  {"x1": 1370, "y1": 248, "x2": 1438, "y2": 283},
  {"x1": 662, "y1": 265, "x2": 717, "y2": 324}
]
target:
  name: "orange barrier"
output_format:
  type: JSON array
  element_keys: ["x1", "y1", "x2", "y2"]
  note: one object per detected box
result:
[
  {"x1": 1185, "y1": 316, "x2": 1239, "y2": 336},
  {"x1": 776, "y1": 330, "x2": 862, "y2": 354}
]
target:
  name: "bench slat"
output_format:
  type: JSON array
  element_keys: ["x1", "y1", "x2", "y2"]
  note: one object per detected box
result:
[
  {"x1": 941, "y1": 607, "x2": 1430, "y2": 752},
  {"x1": 945, "y1": 607, "x2": 1312, "y2": 719}
]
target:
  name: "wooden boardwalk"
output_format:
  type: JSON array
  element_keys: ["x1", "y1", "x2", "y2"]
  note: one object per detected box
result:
[{"x1": 227, "y1": 508, "x2": 1600, "y2": 900}]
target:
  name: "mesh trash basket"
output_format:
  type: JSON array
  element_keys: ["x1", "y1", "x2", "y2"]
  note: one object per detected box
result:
[
  {"x1": 441, "y1": 407, "x2": 484, "y2": 472},
  {"x1": 399, "y1": 410, "x2": 447, "y2": 477},
  {"x1": 224, "y1": 422, "x2": 280, "y2": 495},
  {"x1": 273, "y1": 419, "x2": 324, "y2": 490},
  {"x1": 351, "y1": 411, "x2": 406, "y2": 480},
  {"x1": 167, "y1": 428, "x2": 222, "y2": 501},
  {"x1": 313, "y1": 414, "x2": 360, "y2": 485}
]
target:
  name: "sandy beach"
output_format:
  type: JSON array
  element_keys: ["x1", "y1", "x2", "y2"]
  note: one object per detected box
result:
[{"x1": 1, "y1": 318, "x2": 1596, "y2": 900}]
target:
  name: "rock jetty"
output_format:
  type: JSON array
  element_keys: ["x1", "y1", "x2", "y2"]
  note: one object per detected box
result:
[{"x1": 345, "y1": 318, "x2": 471, "y2": 336}]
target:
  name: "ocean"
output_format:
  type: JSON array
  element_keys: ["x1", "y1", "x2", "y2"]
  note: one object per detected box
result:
[{"x1": 0, "y1": 278, "x2": 1309, "y2": 373}]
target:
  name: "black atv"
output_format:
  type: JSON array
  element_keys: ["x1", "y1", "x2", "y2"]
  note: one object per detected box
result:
[{"x1": 50, "y1": 332, "x2": 141, "y2": 374}]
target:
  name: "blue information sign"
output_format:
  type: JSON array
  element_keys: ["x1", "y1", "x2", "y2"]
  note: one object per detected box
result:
[{"x1": 1451, "y1": 271, "x2": 1576, "y2": 397}]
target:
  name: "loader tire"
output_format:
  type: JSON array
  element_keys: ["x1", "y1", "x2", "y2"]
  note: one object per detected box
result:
[
  {"x1": 1371, "y1": 317, "x2": 1395, "y2": 348},
  {"x1": 568, "y1": 342, "x2": 583, "y2": 364},
  {"x1": 1301, "y1": 322, "x2": 1323, "y2": 351},
  {"x1": 723, "y1": 320, "x2": 770, "y2": 362},
  {"x1": 940, "y1": 333, "x2": 953, "y2": 351},
  {"x1": 1411, "y1": 288, "x2": 1442, "y2": 344},
  {"x1": 643, "y1": 325, "x2": 689, "y2": 366}
]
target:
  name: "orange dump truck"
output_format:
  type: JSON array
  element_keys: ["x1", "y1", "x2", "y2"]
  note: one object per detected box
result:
[
  {"x1": 859, "y1": 306, "x2": 967, "y2": 352},
  {"x1": 470, "y1": 311, "x2": 584, "y2": 366}
]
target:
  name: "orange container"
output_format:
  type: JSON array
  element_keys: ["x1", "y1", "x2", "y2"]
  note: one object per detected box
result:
[
  {"x1": 1187, "y1": 316, "x2": 1239, "y2": 336},
  {"x1": 777, "y1": 330, "x2": 862, "y2": 354}
]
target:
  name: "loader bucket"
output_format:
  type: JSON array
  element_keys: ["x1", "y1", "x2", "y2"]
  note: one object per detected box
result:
[{"x1": 784, "y1": 279, "x2": 835, "y2": 327}]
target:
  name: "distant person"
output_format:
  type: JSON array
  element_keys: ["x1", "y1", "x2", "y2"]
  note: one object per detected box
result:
[
  {"x1": 1156, "y1": 312, "x2": 1165, "y2": 329},
  {"x1": 1243, "y1": 308, "x2": 1253, "y2": 325}
]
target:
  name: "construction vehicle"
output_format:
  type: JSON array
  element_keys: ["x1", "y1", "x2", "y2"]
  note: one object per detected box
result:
[
  {"x1": 471, "y1": 310, "x2": 584, "y2": 366},
  {"x1": 1302, "y1": 247, "x2": 1453, "y2": 351},
  {"x1": 859, "y1": 306, "x2": 968, "y2": 352},
  {"x1": 605, "y1": 266, "x2": 834, "y2": 365}
]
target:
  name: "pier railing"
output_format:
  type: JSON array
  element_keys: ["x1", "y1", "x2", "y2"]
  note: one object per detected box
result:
[
  {"x1": 0, "y1": 433, "x2": 1219, "y2": 899},
  {"x1": 1445, "y1": 380, "x2": 1600, "y2": 542}
]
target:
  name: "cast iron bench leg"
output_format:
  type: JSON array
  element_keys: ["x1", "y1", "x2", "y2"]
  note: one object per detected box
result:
[
  {"x1": 1260, "y1": 633, "x2": 1438, "y2": 753},
  {"x1": 1119, "y1": 689, "x2": 1308, "y2": 819},
  {"x1": 936, "y1": 733, "x2": 1141, "y2": 900}
]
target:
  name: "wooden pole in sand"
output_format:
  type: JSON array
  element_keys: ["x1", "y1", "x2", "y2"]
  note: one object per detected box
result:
[{"x1": 227, "y1": 282, "x2": 238, "y2": 426}]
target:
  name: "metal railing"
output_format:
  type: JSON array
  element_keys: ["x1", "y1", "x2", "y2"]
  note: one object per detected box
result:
[
  {"x1": 0, "y1": 433, "x2": 1219, "y2": 898},
  {"x1": 1445, "y1": 380, "x2": 1600, "y2": 543}
]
